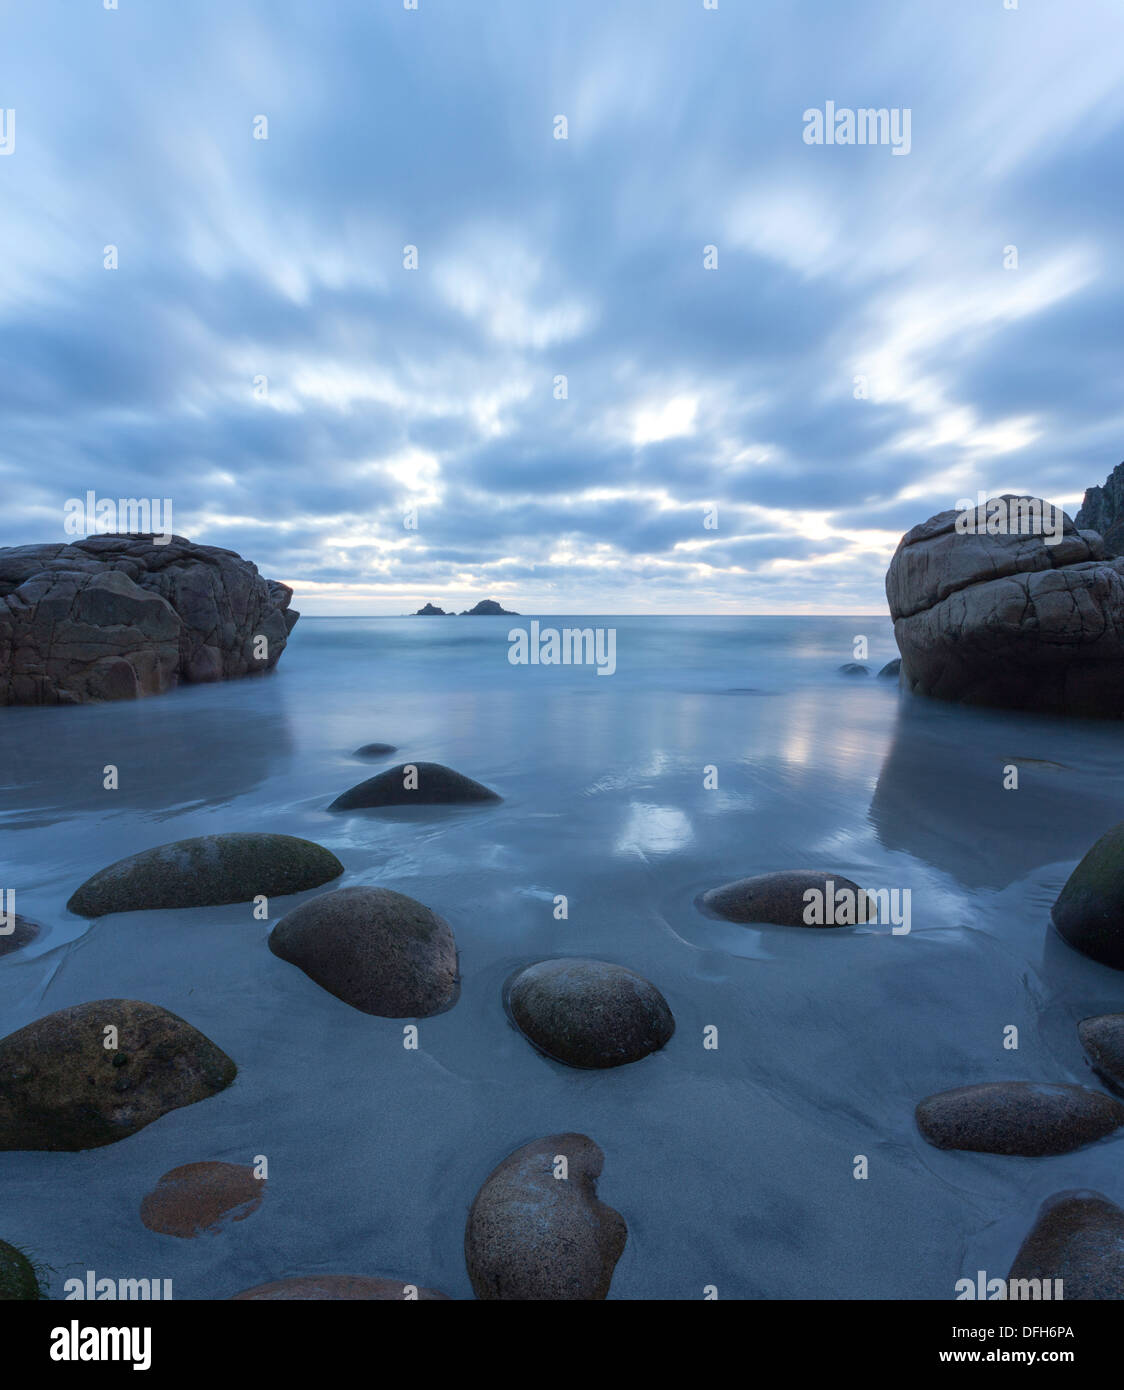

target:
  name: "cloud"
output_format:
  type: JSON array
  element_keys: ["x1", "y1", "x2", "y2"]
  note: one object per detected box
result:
[{"x1": 0, "y1": 0, "x2": 1122, "y2": 613}]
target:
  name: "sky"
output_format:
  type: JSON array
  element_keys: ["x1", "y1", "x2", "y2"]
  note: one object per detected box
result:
[{"x1": 2, "y1": 0, "x2": 1123, "y2": 615}]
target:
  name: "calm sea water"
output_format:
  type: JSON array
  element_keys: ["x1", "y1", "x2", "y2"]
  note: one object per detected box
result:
[{"x1": 2, "y1": 615, "x2": 1124, "y2": 1299}]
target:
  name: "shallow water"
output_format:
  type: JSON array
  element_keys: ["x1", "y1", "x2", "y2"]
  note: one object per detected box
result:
[{"x1": 2, "y1": 615, "x2": 1124, "y2": 1300}]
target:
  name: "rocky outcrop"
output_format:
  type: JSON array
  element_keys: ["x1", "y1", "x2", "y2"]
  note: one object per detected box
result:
[
  {"x1": 506, "y1": 959, "x2": 675, "y2": 1069},
  {"x1": 886, "y1": 497, "x2": 1124, "y2": 716},
  {"x1": 0, "y1": 534, "x2": 298, "y2": 705},
  {"x1": 0, "y1": 1000, "x2": 236, "y2": 1151},
  {"x1": 269, "y1": 886, "x2": 459, "y2": 1017},
  {"x1": 460, "y1": 600, "x2": 518, "y2": 615},
  {"x1": 413, "y1": 603, "x2": 447, "y2": 615},
  {"x1": 465, "y1": 1134, "x2": 626, "y2": 1300},
  {"x1": 68, "y1": 833, "x2": 343, "y2": 917},
  {"x1": 1076, "y1": 462, "x2": 1124, "y2": 557}
]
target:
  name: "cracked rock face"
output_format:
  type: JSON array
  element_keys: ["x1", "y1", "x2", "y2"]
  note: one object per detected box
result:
[
  {"x1": 885, "y1": 497, "x2": 1124, "y2": 716},
  {"x1": 1076, "y1": 461, "x2": 1124, "y2": 557},
  {"x1": 0, "y1": 533, "x2": 298, "y2": 705}
]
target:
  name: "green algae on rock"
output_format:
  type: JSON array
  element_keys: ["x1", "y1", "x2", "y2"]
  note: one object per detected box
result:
[
  {"x1": 0, "y1": 999, "x2": 236, "y2": 1151},
  {"x1": 0, "y1": 1240, "x2": 46, "y2": 1300},
  {"x1": 67, "y1": 833, "x2": 343, "y2": 917}
]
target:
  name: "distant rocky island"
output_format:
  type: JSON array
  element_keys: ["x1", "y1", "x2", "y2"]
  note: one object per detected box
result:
[{"x1": 413, "y1": 600, "x2": 520, "y2": 616}]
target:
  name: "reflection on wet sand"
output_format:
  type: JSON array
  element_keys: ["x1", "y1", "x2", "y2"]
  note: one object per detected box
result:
[{"x1": 869, "y1": 696, "x2": 1124, "y2": 890}]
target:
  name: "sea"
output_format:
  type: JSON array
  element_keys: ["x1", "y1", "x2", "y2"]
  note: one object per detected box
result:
[{"x1": 2, "y1": 614, "x2": 1123, "y2": 1299}]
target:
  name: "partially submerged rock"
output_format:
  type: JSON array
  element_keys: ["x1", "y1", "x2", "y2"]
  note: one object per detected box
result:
[
  {"x1": 269, "y1": 886, "x2": 458, "y2": 1017},
  {"x1": 1078, "y1": 1014, "x2": 1124, "y2": 1094},
  {"x1": 465, "y1": 1133, "x2": 626, "y2": 1300},
  {"x1": 0, "y1": 999, "x2": 236, "y2": 1151},
  {"x1": 878, "y1": 658, "x2": 901, "y2": 679},
  {"x1": 140, "y1": 1162, "x2": 264, "y2": 1238},
  {"x1": 0, "y1": 1240, "x2": 43, "y2": 1300},
  {"x1": 329, "y1": 761, "x2": 500, "y2": 811},
  {"x1": 1051, "y1": 821, "x2": 1124, "y2": 968},
  {"x1": 886, "y1": 496, "x2": 1124, "y2": 716},
  {"x1": 67, "y1": 833, "x2": 343, "y2": 917},
  {"x1": 0, "y1": 915, "x2": 41, "y2": 958},
  {"x1": 0, "y1": 534, "x2": 298, "y2": 705},
  {"x1": 837, "y1": 662, "x2": 870, "y2": 676},
  {"x1": 232, "y1": 1275, "x2": 450, "y2": 1300},
  {"x1": 352, "y1": 742, "x2": 398, "y2": 757},
  {"x1": 1009, "y1": 1190, "x2": 1124, "y2": 1299},
  {"x1": 915, "y1": 1081, "x2": 1124, "y2": 1156},
  {"x1": 700, "y1": 870, "x2": 870, "y2": 927},
  {"x1": 507, "y1": 958, "x2": 674, "y2": 1069}
]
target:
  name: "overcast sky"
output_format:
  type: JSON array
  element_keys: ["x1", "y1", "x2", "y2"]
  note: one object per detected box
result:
[{"x1": 2, "y1": 0, "x2": 1123, "y2": 614}]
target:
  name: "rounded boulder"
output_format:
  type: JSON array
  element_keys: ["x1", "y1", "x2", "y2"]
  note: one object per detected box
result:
[
  {"x1": 0, "y1": 999, "x2": 236, "y2": 1151},
  {"x1": 269, "y1": 886, "x2": 458, "y2": 1017},
  {"x1": 507, "y1": 958, "x2": 674, "y2": 1069},
  {"x1": 465, "y1": 1133, "x2": 626, "y2": 1300},
  {"x1": 67, "y1": 833, "x2": 344, "y2": 917}
]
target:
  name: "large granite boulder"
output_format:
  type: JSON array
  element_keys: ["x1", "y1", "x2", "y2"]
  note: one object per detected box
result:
[
  {"x1": 0, "y1": 534, "x2": 298, "y2": 705},
  {"x1": 885, "y1": 496, "x2": 1124, "y2": 716}
]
